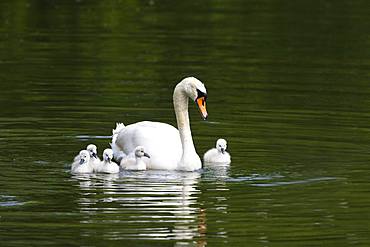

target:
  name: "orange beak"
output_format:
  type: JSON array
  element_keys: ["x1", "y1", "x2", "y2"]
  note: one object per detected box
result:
[{"x1": 196, "y1": 97, "x2": 208, "y2": 120}]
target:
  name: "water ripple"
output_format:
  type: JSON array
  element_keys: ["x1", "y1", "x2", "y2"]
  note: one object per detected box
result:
[
  {"x1": 251, "y1": 176, "x2": 339, "y2": 187},
  {"x1": 0, "y1": 195, "x2": 24, "y2": 207}
]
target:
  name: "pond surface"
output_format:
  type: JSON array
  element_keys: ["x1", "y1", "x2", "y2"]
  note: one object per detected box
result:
[{"x1": 1, "y1": 0, "x2": 370, "y2": 246}]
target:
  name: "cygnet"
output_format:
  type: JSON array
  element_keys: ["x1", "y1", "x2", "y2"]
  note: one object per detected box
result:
[
  {"x1": 120, "y1": 146, "x2": 150, "y2": 171},
  {"x1": 71, "y1": 150, "x2": 94, "y2": 174},
  {"x1": 74, "y1": 144, "x2": 101, "y2": 171},
  {"x1": 203, "y1": 138, "x2": 231, "y2": 164},
  {"x1": 96, "y1": 149, "x2": 119, "y2": 174}
]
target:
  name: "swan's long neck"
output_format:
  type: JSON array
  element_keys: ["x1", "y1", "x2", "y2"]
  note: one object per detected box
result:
[{"x1": 173, "y1": 83, "x2": 197, "y2": 158}]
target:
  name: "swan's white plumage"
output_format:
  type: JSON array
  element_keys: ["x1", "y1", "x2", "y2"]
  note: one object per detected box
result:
[
  {"x1": 112, "y1": 77, "x2": 207, "y2": 171},
  {"x1": 111, "y1": 123, "x2": 126, "y2": 162},
  {"x1": 120, "y1": 146, "x2": 149, "y2": 171},
  {"x1": 96, "y1": 149, "x2": 119, "y2": 174},
  {"x1": 115, "y1": 121, "x2": 181, "y2": 170},
  {"x1": 71, "y1": 150, "x2": 94, "y2": 174},
  {"x1": 203, "y1": 138, "x2": 231, "y2": 164}
]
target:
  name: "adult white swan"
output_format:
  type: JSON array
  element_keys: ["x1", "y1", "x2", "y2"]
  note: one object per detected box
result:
[{"x1": 111, "y1": 77, "x2": 208, "y2": 171}]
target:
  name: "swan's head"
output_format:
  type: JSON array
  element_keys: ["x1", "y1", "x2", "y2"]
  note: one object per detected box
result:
[
  {"x1": 103, "y1": 149, "x2": 114, "y2": 163},
  {"x1": 79, "y1": 150, "x2": 90, "y2": 165},
  {"x1": 216, "y1": 138, "x2": 227, "y2": 154},
  {"x1": 134, "y1": 146, "x2": 151, "y2": 158},
  {"x1": 182, "y1": 77, "x2": 208, "y2": 120},
  {"x1": 86, "y1": 144, "x2": 98, "y2": 159}
]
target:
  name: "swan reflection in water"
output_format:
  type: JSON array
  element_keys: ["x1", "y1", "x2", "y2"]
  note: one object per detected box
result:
[{"x1": 71, "y1": 170, "x2": 209, "y2": 245}]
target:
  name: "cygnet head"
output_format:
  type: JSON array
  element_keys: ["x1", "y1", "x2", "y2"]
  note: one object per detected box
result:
[
  {"x1": 86, "y1": 144, "x2": 98, "y2": 159},
  {"x1": 103, "y1": 149, "x2": 114, "y2": 163},
  {"x1": 216, "y1": 139, "x2": 227, "y2": 154},
  {"x1": 134, "y1": 146, "x2": 150, "y2": 158},
  {"x1": 179, "y1": 77, "x2": 208, "y2": 120},
  {"x1": 79, "y1": 150, "x2": 90, "y2": 164}
]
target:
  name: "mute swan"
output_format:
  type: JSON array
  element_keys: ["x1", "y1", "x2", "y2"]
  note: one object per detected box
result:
[
  {"x1": 111, "y1": 127, "x2": 127, "y2": 162},
  {"x1": 203, "y1": 138, "x2": 231, "y2": 164},
  {"x1": 120, "y1": 146, "x2": 150, "y2": 171},
  {"x1": 71, "y1": 150, "x2": 94, "y2": 173},
  {"x1": 111, "y1": 77, "x2": 208, "y2": 171},
  {"x1": 74, "y1": 144, "x2": 100, "y2": 170},
  {"x1": 96, "y1": 149, "x2": 119, "y2": 174}
]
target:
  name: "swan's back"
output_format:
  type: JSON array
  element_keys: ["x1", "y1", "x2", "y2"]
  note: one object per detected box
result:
[{"x1": 115, "y1": 121, "x2": 182, "y2": 170}]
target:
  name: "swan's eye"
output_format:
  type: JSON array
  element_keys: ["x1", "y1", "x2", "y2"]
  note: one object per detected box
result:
[{"x1": 196, "y1": 89, "x2": 207, "y2": 101}]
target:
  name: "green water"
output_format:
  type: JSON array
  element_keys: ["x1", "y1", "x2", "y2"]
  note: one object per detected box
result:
[{"x1": 1, "y1": 0, "x2": 370, "y2": 246}]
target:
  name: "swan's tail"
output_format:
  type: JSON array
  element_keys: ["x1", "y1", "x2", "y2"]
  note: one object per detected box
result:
[{"x1": 111, "y1": 123, "x2": 126, "y2": 162}]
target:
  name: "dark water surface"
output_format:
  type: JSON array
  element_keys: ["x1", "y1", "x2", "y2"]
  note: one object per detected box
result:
[{"x1": 1, "y1": 0, "x2": 370, "y2": 246}]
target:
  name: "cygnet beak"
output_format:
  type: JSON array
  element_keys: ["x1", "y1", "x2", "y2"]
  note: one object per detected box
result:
[
  {"x1": 221, "y1": 148, "x2": 225, "y2": 154},
  {"x1": 92, "y1": 153, "x2": 98, "y2": 159},
  {"x1": 107, "y1": 157, "x2": 112, "y2": 163},
  {"x1": 79, "y1": 158, "x2": 85, "y2": 165},
  {"x1": 144, "y1": 152, "x2": 150, "y2": 158}
]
